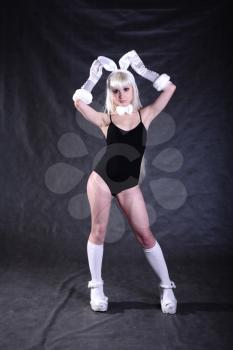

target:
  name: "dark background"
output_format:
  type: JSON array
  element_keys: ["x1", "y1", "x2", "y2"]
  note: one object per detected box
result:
[{"x1": 0, "y1": 1, "x2": 232, "y2": 349}]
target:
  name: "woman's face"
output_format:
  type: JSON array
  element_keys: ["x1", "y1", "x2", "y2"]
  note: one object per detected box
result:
[{"x1": 111, "y1": 85, "x2": 133, "y2": 107}]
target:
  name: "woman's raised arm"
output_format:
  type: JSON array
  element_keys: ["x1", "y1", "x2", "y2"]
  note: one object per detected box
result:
[
  {"x1": 74, "y1": 99, "x2": 107, "y2": 128},
  {"x1": 141, "y1": 82, "x2": 176, "y2": 127}
]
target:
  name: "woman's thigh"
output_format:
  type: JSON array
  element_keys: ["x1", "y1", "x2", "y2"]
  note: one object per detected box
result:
[
  {"x1": 116, "y1": 185, "x2": 151, "y2": 232},
  {"x1": 87, "y1": 171, "x2": 112, "y2": 231}
]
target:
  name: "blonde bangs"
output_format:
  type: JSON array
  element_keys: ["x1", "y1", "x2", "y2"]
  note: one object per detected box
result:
[{"x1": 108, "y1": 72, "x2": 133, "y2": 91}]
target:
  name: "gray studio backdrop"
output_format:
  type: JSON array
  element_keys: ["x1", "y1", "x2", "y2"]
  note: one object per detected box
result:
[
  {"x1": 0, "y1": 2, "x2": 233, "y2": 350},
  {"x1": 0, "y1": 0, "x2": 232, "y2": 264}
]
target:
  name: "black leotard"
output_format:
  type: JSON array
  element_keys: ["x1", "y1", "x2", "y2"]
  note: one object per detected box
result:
[{"x1": 93, "y1": 110, "x2": 147, "y2": 197}]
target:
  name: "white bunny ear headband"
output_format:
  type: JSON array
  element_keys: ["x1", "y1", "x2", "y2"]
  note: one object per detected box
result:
[{"x1": 72, "y1": 50, "x2": 171, "y2": 104}]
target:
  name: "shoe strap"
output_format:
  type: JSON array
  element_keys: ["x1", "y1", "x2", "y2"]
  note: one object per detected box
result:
[
  {"x1": 160, "y1": 281, "x2": 176, "y2": 289},
  {"x1": 88, "y1": 280, "x2": 104, "y2": 289}
]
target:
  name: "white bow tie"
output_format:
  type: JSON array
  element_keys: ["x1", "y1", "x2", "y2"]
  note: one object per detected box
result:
[{"x1": 116, "y1": 104, "x2": 133, "y2": 115}]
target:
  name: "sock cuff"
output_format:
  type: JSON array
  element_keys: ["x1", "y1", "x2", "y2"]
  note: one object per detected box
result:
[
  {"x1": 87, "y1": 241, "x2": 104, "y2": 248},
  {"x1": 143, "y1": 241, "x2": 160, "y2": 253}
]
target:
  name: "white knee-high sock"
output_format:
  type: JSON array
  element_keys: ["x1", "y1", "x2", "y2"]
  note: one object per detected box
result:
[
  {"x1": 87, "y1": 240, "x2": 105, "y2": 300},
  {"x1": 144, "y1": 241, "x2": 175, "y2": 301},
  {"x1": 143, "y1": 241, "x2": 171, "y2": 285}
]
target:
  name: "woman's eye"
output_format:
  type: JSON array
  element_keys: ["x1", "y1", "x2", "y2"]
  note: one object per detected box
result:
[
  {"x1": 112, "y1": 90, "x2": 118, "y2": 94},
  {"x1": 124, "y1": 87, "x2": 129, "y2": 91}
]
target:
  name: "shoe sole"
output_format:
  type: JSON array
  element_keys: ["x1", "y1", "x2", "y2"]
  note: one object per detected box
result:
[
  {"x1": 90, "y1": 300, "x2": 108, "y2": 312},
  {"x1": 161, "y1": 302, "x2": 177, "y2": 314}
]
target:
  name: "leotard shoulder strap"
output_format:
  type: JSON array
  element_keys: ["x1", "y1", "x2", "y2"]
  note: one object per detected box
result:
[{"x1": 139, "y1": 109, "x2": 142, "y2": 122}]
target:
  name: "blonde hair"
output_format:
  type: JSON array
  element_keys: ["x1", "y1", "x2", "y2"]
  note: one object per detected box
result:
[
  {"x1": 105, "y1": 70, "x2": 142, "y2": 114},
  {"x1": 138, "y1": 155, "x2": 146, "y2": 184}
]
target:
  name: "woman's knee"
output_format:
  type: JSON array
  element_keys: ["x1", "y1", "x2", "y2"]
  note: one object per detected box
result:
[
  {"x1": 89, "y1": 226, "x2": 107, "y2": 244},
  {"x1": 134, "y1": 229, "x2": 156, "y2": 249}
]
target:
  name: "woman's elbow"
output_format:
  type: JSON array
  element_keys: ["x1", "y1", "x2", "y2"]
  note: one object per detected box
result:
[
  {"x1": 74, "y1": 99, "x2": 81, "y2": 108},
  {"x1": 169, "y1": 82, "x2": 176, "y2": 91},
  {"x1": 165, "y1": 82, "x2": 176, "y2": 96},
  {"x1": 74, "y1": 99, "x2": 85, "y2": 110},
  {"x1": 163, "y1": 82, "x2": 176, "y2": 93}
]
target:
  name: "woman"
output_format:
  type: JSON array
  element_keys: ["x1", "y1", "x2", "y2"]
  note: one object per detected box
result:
[{"x1": 73, "y1": 51, "x2": 177, "y2": 314}]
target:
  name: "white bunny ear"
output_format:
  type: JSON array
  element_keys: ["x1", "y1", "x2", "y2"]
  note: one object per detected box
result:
[
  {"x1": 80, "y1": 55, "x2": 118, "y2": 95},
  {"x1": 97, "y1": 56, "x2": 118, "y2": 71},
  {"x1": 118, "y1": 50, "x2": 160, "y2": 83},
  {"x1": 118, "y1": 50, "x2": 135, "y2": 70}
]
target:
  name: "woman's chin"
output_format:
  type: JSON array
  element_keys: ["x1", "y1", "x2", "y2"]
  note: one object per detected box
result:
[{"x1": 119, "y1": 102, "x2": 129, "y2": 105}]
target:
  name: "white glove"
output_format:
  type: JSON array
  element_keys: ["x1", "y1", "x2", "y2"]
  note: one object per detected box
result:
[
  {"x1": 119, "y1": 50, "x2": 172, "y2": 92},
  {"x1": 119, "y1": 50, "x2": 160, "y2": 82},
  {"x1": 80, "y1": 59, "x2": 102, "y2": 92},
  {"x1": 72, "y1": 88, "x2": 93, "y2": 104},
  {"x1": 73, "y1": 56, "x2": 117, "y2": 104},
  {"x1": 82, "y1": 56, "x2": 117, "y2": 92},
  {"x1": 153, "y1": 73, "x2": 171, "y2": 91}
]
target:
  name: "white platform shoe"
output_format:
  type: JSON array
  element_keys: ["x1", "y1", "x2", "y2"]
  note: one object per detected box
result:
[
  {"x1": 159, "y1": 281, "x2": 177, "y2": 314},
  {"x1": 88, "y1": 280, "x2": 108, "y2": 312}
]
